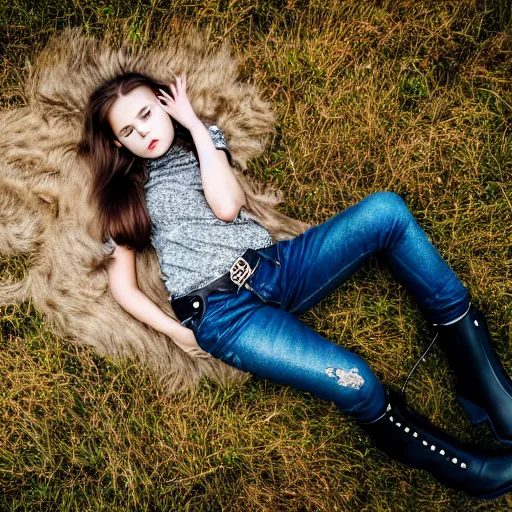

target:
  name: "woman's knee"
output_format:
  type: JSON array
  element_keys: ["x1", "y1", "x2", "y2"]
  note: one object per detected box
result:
[
  {"x1": 358, "y1": 191, "x2": 413, "y2": 228},
  {"x1": 365, "y1": 191, "x2": 407, "y2": 213}
]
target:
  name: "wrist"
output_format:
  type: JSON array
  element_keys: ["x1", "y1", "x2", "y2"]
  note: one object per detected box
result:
[
  {"x1": 187, "y1": 117, "x2": 206, "y2": 135},
  {"x1": 165, "y1": 314, "x2": 188, "y2": 337}
]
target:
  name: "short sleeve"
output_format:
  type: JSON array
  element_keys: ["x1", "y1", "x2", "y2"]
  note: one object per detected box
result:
[
  {"x1": 208, "y1": 125, "x2": 232, "y2": 165},
  {"x1": 105, "y1": 236, "x2": 117, "y2": 251}
]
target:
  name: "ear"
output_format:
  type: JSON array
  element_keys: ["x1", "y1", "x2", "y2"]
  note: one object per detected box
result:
[{"x1": 113, "y1": 139, "x2": 122, "y2": 148}]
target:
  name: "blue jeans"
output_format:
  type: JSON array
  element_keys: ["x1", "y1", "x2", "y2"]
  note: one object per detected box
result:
[{"x1": 194, "y1": 192, "x2": 470, "y2": 422}]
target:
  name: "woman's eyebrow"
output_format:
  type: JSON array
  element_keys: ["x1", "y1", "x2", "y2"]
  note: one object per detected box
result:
[{"x1": 119, "y1": 105, "x2": 149, "y2": 134}]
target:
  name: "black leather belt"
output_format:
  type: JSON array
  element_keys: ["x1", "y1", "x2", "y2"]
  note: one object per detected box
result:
[{"x1": 171, "y1": 248, "x2": 262, "y2": 330}]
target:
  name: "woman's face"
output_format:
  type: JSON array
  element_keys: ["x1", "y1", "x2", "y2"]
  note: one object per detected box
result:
[{"x1": 107, "y1": 85, "x2": 175, "y2": 158}]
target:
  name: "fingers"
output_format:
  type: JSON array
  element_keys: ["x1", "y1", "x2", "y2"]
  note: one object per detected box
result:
[
  {"x1": 171, "y1": 73, "x2": 187, "y2": 93},
  {"x1": 160, "y1": 73, "x2": 188, "y2": 102},
  {"x1": 157, "y1": 88, "x2": 173, "y2": 106},
  {"x1": 158, "y1": 87, "x2": 172, "y2": 99},
  {"x1": 175, "y1": 342, "x2": 210, "y2": 359},
  {"x1": 188, "y1": 348, "x2": 212, "y2": 359}
]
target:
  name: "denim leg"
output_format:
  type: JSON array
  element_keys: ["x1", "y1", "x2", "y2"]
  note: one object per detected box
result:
[
  {"x1": 193, "y1": 191, "x2": 468, "y2": 423},
  {"x1": 196, "y1": 289, "x2": 387, "y2": 423},
  {"x1": 255, "y1": 191, "x2": 469, "y2": 325}
]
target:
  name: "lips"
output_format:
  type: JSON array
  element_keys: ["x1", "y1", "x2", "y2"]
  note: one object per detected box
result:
[{"x1": 148, "y1": 139, "x2": 158, "y2": 150}]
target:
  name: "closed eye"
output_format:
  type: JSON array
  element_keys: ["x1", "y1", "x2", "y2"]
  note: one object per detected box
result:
[{"x1": 122, "y1": 109, "x2": 150, "y2": 137}]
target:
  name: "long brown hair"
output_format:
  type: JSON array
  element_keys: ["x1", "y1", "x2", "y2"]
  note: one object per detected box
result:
[{"x1": 78, "y1": 72, "x2": 194, "y2": 251}]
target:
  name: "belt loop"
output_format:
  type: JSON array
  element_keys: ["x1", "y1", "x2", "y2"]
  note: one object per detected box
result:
[{"x1": 253, "y1": 245, "x2": 280, "y2": 266}]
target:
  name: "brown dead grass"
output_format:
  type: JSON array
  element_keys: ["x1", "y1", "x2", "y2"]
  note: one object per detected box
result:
[{"x1": 1, "y1": 0, "x2": 512, "y2": 509}]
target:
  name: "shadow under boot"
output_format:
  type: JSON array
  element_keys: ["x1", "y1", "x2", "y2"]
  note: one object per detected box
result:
[
  {"x1": 359, "y1": 390, "x2": 512, "y2": 499},
  {"x1": 435, "y1": 305, "x2": 512, "y2": 445}
]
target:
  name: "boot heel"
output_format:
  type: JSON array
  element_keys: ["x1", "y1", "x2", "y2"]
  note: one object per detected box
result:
[{"x1": 457, "y1": 394, "x2": 488, "y2": 425}]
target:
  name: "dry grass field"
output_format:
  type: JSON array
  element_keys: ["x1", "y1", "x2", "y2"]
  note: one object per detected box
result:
[{"x1": 1, "y1": 0, "x2": 512, "y2": 510}]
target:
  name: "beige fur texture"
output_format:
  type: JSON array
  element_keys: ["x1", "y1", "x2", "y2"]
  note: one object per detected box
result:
[{"x1": 0, "y1": 27, "x2": 310, "y2": 393}]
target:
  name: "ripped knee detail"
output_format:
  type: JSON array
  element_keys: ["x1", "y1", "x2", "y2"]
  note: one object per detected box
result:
[{"x1": 325, "y1": 367, "x2": 364, "y2": 390}]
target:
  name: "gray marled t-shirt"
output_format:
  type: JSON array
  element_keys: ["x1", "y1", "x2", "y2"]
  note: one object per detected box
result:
[{"x1": 107, "y1": 125, "x2": 273, "y2": 299}]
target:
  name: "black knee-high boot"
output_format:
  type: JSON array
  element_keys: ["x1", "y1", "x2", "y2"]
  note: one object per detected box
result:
[
  {"x1": 435, "y1": 304, "x2": 512, "y2": 444},
  {"x1": 359, "y1": 390, "x2": 512, "y2": 499}
]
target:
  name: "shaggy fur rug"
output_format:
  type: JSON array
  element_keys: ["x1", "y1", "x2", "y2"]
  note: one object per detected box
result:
[{"x1": 0, "y1": 27, "x2": 309, "y2": 393}]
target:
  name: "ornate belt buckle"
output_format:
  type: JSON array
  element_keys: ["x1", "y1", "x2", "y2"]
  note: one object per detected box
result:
[{"x1": 230, "y1": 256, "x2": 252, "y2": 287}]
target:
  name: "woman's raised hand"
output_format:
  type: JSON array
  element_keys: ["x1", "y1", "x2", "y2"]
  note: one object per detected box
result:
[{"x1": 157, "y1": 74, "x2": 200, "y2": 131}]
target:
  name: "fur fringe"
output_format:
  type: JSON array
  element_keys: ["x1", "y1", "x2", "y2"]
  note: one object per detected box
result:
[{"x1": 0, "y1": 26, "x2": 309, "y2": 393}]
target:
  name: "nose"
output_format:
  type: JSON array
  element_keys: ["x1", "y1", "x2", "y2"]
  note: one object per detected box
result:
[{"x1": 135, "y1": 121, "x2": 150, "y2": 137}]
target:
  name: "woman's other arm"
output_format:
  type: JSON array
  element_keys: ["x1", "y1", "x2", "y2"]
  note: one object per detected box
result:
[
  {"x1": 157, "y1": 75, "x2": 246, "y2": 221},
  {"x1": 188, "y1": 120, "x2": 245, "y2": 221},
  {"x1": 106, "y1": 243, "x2": 211, "y2": 359}
]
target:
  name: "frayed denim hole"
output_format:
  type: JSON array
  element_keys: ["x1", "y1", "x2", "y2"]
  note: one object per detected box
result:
[{"x1": 325, "y1": 367, "x2": 365, "y2": 390}]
